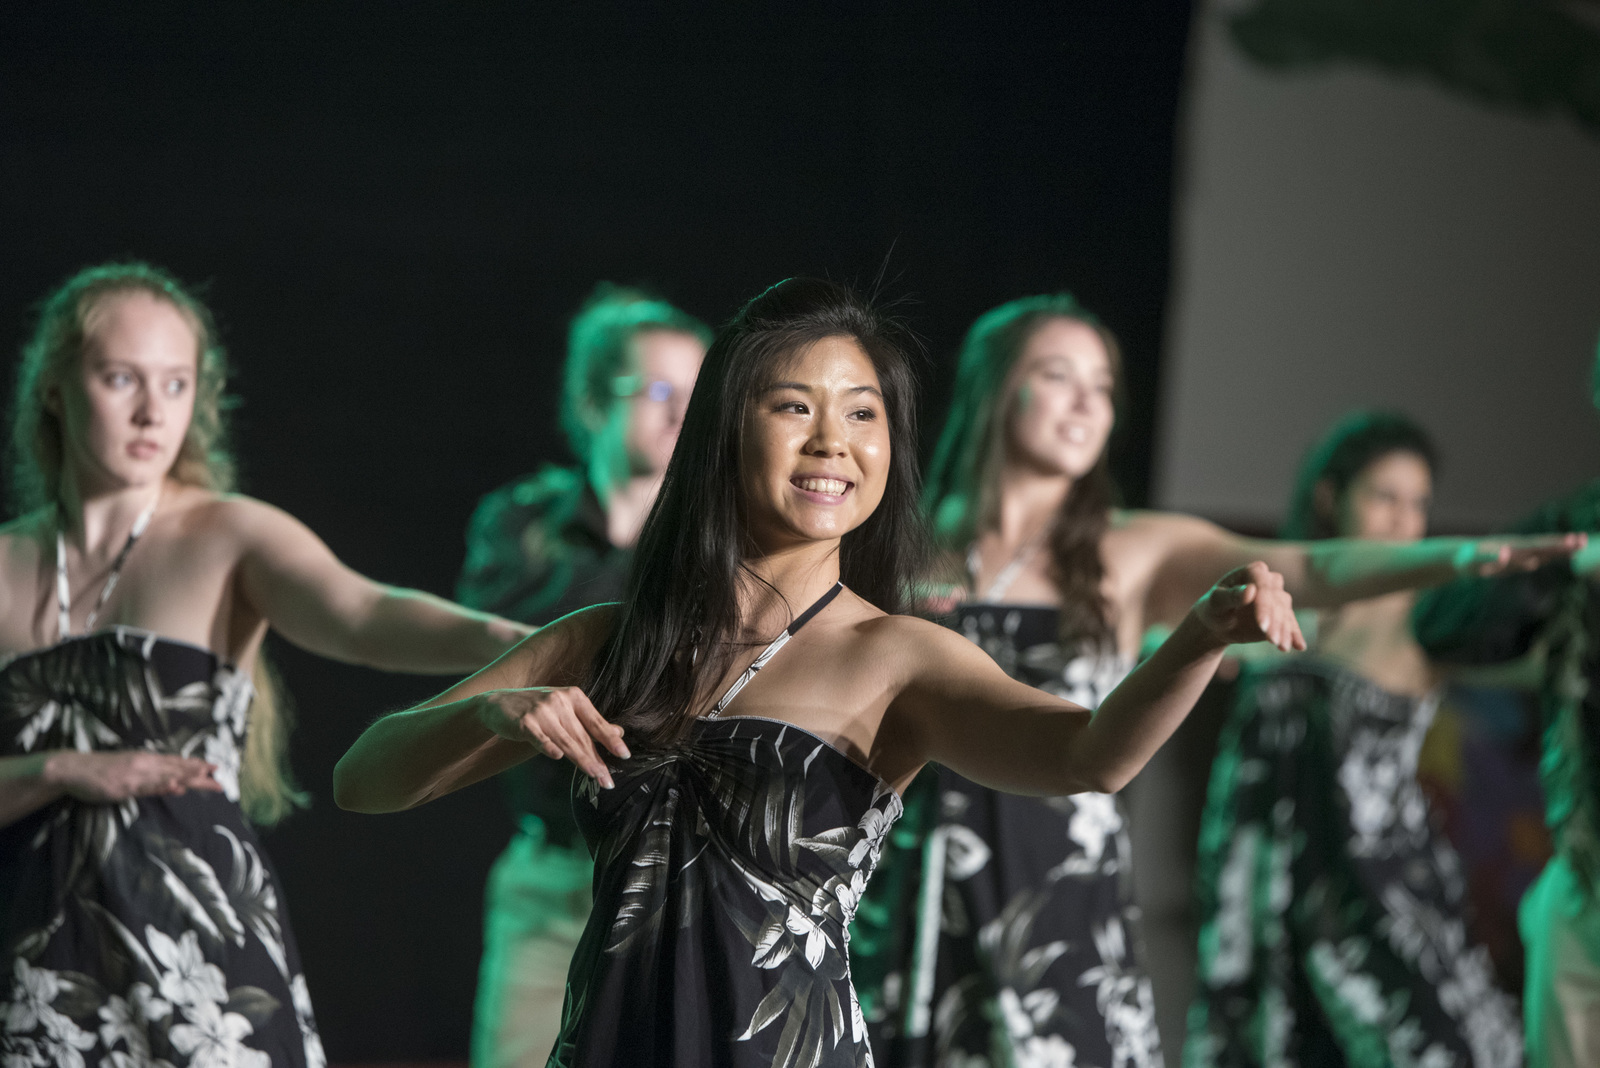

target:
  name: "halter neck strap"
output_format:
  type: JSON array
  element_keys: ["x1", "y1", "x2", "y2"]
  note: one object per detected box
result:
[{"x1": 706, "y1": 581, "x2": 843, "y2": 719}]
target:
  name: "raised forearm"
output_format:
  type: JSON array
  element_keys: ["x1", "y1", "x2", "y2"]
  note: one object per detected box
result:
[
  {"x1": 926, "y1": 613, "x2": 1228, "y2": 797},
  {"x1": 1287, "y1": 539, "x2": 1467, "y2": 607},
  {"x1": 1068, "y1": 611, "x2": 1226, "y2": 793},
  {"x1": 333, "y1": 695, "x2": 531, "y2": 813},
  {"x1": 349, "y1": 588, "x2": 530, "y2": 674}
]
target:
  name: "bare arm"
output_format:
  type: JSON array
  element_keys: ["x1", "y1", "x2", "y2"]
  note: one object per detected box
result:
[
  {"x1": 333, "y1": 604, "x2": 626, "y2": 813},
  {"x1": 1139, "y1": 511, "x2": 1582, "y2": 629},
  {"x1": 231, "y1": 497, "x2": 530, "y2": 673},
  {"x1": 896, "y1": 562, "x2": 1302, "y2": 795},
  {"x1": 0, "y1": 750, "x2": 220, "y2": 829}
]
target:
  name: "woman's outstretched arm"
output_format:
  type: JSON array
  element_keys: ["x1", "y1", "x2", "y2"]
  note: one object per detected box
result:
[
  {"x1": 891, "y1": 562, "x2": 1301, "y2": 796},
  {"x1": 333, "y1": 604, "x2": 624, "y2": 813},
  {"x1": 227, "y1": 496, "x2": 531, "y2": 673},
  {"x1": 1135, "y1": 510, "x2": 1582, "y2": 629}
]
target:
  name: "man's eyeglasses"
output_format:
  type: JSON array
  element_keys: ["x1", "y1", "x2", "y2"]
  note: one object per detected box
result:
[{"x1": 611, "y1": 375, "x2": 677, "y2": 403}]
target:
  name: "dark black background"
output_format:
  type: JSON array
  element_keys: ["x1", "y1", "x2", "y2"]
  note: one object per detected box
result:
[{"x1": 0, "y1": 3, "x2": 1194, "y2": 1058}]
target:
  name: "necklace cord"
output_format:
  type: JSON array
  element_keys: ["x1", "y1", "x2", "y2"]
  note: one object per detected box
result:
[{"x1": 56, "y1": 492, "x2": 160, "y2": 640}]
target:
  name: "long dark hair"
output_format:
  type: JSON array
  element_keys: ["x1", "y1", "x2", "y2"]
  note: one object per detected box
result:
[
  {"x1": 586, "y1": 278, "x2": 928, "y2": 751},
  {"x1": 923, "y1": 294, "x2": 1123, "y2": 650},
  {"x1": 1281, "y1": 409, "x2": 1438, "y2": 540}
]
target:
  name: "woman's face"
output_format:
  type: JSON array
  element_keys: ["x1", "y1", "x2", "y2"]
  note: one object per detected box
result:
[
  {"x1": 741, "y1": 335, "x2": 890, "y2": 554},
  {"x1": 1003, "y1": 318, "x2": 1115, "y2": 480},
  {"x1": 1335, "y1": 451, "x2": 1432, "y2": 542},
  {"x1": 57, "y1": 291, "x2": 198, "y2": 495}
]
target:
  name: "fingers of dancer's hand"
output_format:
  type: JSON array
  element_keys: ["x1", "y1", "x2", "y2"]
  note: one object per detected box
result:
[
  {"x1": 1479, "y1": 534, "x2": 1585, "y2": 575},
  {"x1": 570, "y1": 690, "x2": 629, "y2": 760},
  {"x1": 158, "y1": 758, "x2": 220, "y2": 795},
  {"x1": 541, "y1": 688, "x2": 614, "y2": 789}
]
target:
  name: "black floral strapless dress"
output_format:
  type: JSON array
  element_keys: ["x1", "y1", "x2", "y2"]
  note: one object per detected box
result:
[
  {"x1": 0, "y1": 628, "x2": 323, "y2": 1068},
  {"x1": 1185, "y1": 659, "x2": 1522, "y2": 1068},
  {"x1": 852, "y1": 604, "x2": 1161, "y2": 1068},
  {"x1": 548, "y1": 585, "x2": 903, "y2": 1068}
]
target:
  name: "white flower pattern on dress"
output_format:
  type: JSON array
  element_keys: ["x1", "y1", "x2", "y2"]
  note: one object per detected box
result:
[
  {"x1": 1188, "y1": 662, "x2": 1521, "y2": 1067},
  {"x1": 1, "y1": 629, "x2": 321, "y2": 1066}
]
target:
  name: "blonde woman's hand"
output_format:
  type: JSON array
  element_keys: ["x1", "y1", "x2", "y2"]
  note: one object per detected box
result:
[
  {"x1": 476, "y1": 686, "x2": 629, "y2": 789},
  {"x1": 44, "y1": 750, "x2": 221, "y2": 803},
  {"x1": 1193, "y1": 562, "x2": 1306, "y2": 653}
]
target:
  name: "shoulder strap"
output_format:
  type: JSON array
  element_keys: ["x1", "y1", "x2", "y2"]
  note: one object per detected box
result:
[{"x1": 706, "y1": 582, "x2": 843, "y2": 718}]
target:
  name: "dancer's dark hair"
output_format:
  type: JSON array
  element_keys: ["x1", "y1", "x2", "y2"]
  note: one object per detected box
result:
[
  {"x1": 923, "y1": 294, "x2": 1123, "y2": 651},
  {"x1": 1281, "y1": 409, "x2": 1438, "y2": 540},
  {"x1": 586, "y1": 277, "x2": 928, "y2": 751}
]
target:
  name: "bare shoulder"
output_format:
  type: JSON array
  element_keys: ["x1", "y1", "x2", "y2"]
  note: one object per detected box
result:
[
  {"x1": 1107, "y1": 508, "x2": 1225, "y2": 559},
  {"x1": 0, "y1": 509, "x2": 50, "y2": 552},
  {"x1": 0, "y1": 510, "x2": 50, "y2": 586},
  {"x1": 174, "y1": 491, "x2": 298, "y2": 537},
  {"x1": 849, "y1": 611, "x2": 988, "y2": 679},
  {"x1": 1110, "y1": 508, "x2": 1214, "y2": 541}
]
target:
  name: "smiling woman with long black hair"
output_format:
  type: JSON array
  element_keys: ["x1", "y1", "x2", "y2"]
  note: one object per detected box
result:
[{"x1": 334, "y1": 277, "x2": 1305, "y2": 1068}]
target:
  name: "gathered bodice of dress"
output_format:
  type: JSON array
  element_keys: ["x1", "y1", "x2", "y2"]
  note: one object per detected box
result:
[
  {"x1": 552, "y1": 715, "x2": 902, "y2": 1068},
  {"x1": 0, "y1": 626, "x2": 253, "y2": 788}
]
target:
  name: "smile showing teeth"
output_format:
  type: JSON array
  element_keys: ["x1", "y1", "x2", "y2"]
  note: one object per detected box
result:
[
  {"x1": 794, "y1": 477, "x2": 850, "y2": 496},
  {"x1": 1064, "y1": 425, "x2": 1088, "y2": 444}
]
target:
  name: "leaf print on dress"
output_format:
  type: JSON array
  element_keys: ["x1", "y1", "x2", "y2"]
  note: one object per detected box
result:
[
  {"x1": 551, "y1": 715, "x2": 901, "y2": 1068},
  {"x1": 1, "y1": 629, "x2": 323, "y2": 1066}
]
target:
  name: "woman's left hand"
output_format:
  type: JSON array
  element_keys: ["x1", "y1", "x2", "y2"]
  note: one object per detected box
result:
[{"x1": 1194, "y1": 561, "x2": 1306, "y2": 653}]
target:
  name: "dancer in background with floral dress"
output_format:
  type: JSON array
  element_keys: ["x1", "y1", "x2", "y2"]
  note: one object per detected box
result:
[
  {"x1": 849, "y1": 294, "x2": 1577, "y2": 1068},
  {"x1": 0, "y1": 262, "x2": 526, "y2": 1067},
  {"x1": 1186, "y1": 410, "x2": 1527, "y2": 1068}
]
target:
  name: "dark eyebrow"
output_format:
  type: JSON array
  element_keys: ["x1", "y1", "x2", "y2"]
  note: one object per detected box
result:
[{"x1": 761, "y1": 381, "x2": 884, "y2": 400}]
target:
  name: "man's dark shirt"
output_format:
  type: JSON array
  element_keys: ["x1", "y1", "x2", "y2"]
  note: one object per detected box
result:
[
  {"x1": 457, "y1": 464, "x2": 631, "y2": 846},
  {"x1": 1413, "y1": 480, "x2": 1600, "y2": 885}
]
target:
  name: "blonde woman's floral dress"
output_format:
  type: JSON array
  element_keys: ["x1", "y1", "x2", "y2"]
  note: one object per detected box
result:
[
  {"x1": 1184, "y1": 659, "x2": 1522, "y2": 1068},
  {"x1": 852, "y1": 604, "x2": 1161, "y2": 1068},
  {"x1": 0, "y1": 628, "x2": 324, "y2": 1068}
]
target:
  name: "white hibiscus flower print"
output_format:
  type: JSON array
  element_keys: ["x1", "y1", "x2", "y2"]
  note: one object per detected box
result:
[
  {"x1": 169, "y1": 999, "x2": 269, "y2": 1068},
  {"x1": 147, "y1": 926, "x2": 228, "y2": 1009}
]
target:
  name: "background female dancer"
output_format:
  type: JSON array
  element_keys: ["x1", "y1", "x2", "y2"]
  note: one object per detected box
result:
[
  {"x1": 1187, "y1": 410, "x2": 1524, "y2": 1067},
  {"x1": 458, "y1": 283, "x2": 708, "y2": 1068},
  {"x1": 1414, "y1": 346, "x2": 1600, "y2": 1068},
  {"x1": 850, "y1": 294, "x2": 1577, "y2": 1068},
  {"x1": 333, "y1": 277, "x2": 1305, "y2": 1068},
  {"x1": 0, "y1": 263, "x2": 525, "y2": 1067}
]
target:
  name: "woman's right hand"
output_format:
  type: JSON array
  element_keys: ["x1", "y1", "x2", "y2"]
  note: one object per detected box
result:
[
  {"x1": 44, "y1": 750, "x2": 221, "y2": 803},
  {"x1": 476, "y1": 687, "x2": 630, "y2": 790}
]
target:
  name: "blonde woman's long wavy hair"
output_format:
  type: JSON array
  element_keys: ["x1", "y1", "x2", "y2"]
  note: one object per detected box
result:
[{"x1": 9, "y1": 262, "x2": 306, "y2": 825}]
